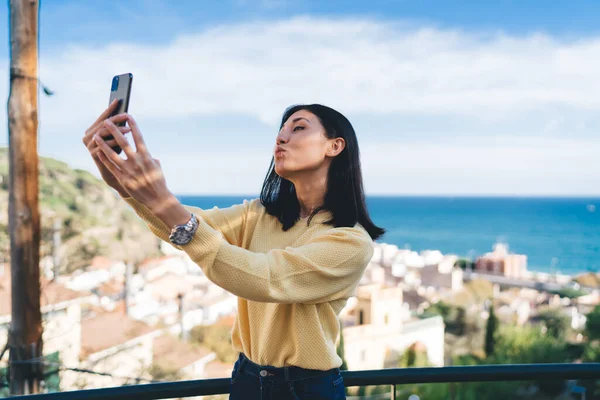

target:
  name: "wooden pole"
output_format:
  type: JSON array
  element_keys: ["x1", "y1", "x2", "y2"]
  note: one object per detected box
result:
[{"x1": 7, "y1": 0, "x2": 43, "y2": 395}]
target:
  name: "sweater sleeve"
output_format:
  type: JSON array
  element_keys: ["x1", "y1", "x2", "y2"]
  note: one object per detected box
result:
[
  {"x1": 121, "y1": 196, "x2": 256, "y2": 247},
  {"x1": 180, "y1": 217, "x2": 374, "y2": 304}
]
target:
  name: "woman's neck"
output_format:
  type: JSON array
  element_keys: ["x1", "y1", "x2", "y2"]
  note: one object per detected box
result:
[{"x1": 294, "y1": 177, "x2": 327, "y2": 219}]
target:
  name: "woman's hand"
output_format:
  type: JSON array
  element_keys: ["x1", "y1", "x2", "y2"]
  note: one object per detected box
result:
[
  {"x1": 84, "y1": 104, "x2": 192, "y2": 229},
  {"x1": 83, "y1": 100, "x2": 132, "y2": 197},
  {"x1": 92, "y1": 113, "x2": 175, "y2": 215}
]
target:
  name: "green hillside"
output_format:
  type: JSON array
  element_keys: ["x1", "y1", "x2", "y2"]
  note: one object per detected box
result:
[{"x1": 0, "y1": 147, "x2": 162, "y2": 273}]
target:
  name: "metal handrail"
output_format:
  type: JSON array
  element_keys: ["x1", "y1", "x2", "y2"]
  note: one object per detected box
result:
[{"x1": 8, "y1": 363, "x2": 600, "y2": 400}]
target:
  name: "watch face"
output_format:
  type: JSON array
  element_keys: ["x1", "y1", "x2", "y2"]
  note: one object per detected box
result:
[
  {"x1": 179, "y1": 230, "x2": 192, "y2": 242},
  {"x1": 170, "y1": 214, "x2": 199, "y2": 245}
]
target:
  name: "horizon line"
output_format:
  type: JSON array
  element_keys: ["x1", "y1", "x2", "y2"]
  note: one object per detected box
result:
[{"x1": 174, "y1": 193, "x2": 600, "y2": 199}]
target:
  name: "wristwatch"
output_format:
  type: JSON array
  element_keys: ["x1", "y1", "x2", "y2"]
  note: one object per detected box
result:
[{"x1": 169, "y1": 213, "x2": 199, "y2": 245}]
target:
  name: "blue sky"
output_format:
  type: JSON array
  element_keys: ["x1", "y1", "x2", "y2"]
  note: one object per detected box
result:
[{"x1": 1, "y1": 0, "x2": 599, "y2": 195}]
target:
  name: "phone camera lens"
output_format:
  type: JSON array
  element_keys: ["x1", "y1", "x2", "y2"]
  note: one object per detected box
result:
[{"x1": 111, "y1": 76, "x2": 119, "y2": 91}]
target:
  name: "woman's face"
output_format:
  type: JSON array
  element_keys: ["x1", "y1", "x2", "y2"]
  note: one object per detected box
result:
[{"x1": 274, "y1": 110, "x2": 334, "y2": 179}]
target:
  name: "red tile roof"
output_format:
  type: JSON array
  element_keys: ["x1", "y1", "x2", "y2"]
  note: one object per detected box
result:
[
  {"x1": 137, "y1": 256, "x2": 177, "y2": 272},
  {"x1": 87, "y1": 256, "x2": 115, "y2": 271},
  {"x1": 0, "y1": 268, "x2": 87, "y2": 317},
  {"x1": 97, "y1": 279, "x2": 124, "y2": 297},
  {"x1": 80, "y1": 308, "x2": 155, "y2": 358}
]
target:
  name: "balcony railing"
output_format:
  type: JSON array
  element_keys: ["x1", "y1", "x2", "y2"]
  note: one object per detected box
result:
[{"x1": 6, "y1": 363, "x2": 600, "y2": 399}]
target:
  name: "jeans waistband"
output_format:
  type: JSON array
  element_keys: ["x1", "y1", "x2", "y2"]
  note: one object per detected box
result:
[{"x1": 235, "y1": 353, "x2": 340, "y2": 383}]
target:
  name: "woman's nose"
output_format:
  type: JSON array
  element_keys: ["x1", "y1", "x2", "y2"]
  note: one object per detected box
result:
[{"x1": 276, "y1": 129, "x2": 289, "y2": 145}]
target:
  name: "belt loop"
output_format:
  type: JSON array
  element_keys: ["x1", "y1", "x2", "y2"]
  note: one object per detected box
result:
[
  {"x1": 239, "y1": 354, "x2": 247, "y2": 371},
  {"x1": 284, "y1": 366, "x2": 291, "y2": 382}
]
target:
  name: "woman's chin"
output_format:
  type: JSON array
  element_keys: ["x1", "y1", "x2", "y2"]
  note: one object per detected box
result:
[
  {"x1": 274, "y1": 167, "x2": 286, "y2": 178},
  {"x1": 274, "y1": 166, "x2": 291, "y2": 180}
]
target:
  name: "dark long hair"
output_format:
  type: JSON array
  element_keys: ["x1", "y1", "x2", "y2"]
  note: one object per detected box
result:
[{"x1": 260, "y1": 104, "x2": 385, "y2": 241}]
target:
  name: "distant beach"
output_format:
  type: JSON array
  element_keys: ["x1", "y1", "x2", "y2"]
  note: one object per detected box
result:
[{"x1": 177, "y1": 195, "x2": 600, "y2": 276}]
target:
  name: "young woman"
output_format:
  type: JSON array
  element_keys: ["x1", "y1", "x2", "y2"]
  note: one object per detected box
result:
[{"x1": 83, "y1": 101, "x2": 384, "y2": 400}]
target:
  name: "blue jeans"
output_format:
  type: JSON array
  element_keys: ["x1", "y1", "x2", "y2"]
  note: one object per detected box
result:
[{"x1": 229, "y1": 353, "x2": 347, "y2": 400}]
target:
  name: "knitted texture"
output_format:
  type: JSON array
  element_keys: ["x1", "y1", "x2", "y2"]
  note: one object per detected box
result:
[{"x1": 123, "y1": 196, "x2": 373, "y2": 370}]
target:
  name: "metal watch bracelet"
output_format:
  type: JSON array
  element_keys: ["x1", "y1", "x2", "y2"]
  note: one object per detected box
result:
[{"x1": 168, "y1": 213, "x2": 199, "y2": 245}]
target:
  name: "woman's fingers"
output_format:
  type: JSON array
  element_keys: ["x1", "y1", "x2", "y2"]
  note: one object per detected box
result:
[
  {"x1": 101, "y1": 125, "x2": 131, "y2": 137},
  {"x1": 107, "y1": 113, "x2": 129, "y2": 127},
  {"x1": 85, "y1": 99, "x2": 119, "y2": 134},
  {"x1": 103, "y1": 139, "x2": 120, "y2": 148},
  {"x1": 94, "y1": 131, "x2": 127, "y2": 169},
  {"x1": 87, "y1": 124, "x2": 131, "y2": 142},
  {"x1": 83, "y1": 114, "x2": 129, "y2": 145},
  {"x1": 83, "y1": 126, "x2": 131, "y2": 152},
  {"x1": 93, "y1": 99, "x2": 119, "y2": 125},
  {"x1": 103, "y1": 119, "x2": 135, "y2": 159},
  {"x1": 125, "y1": 115, "x2": 148, "y2": 155},
  {"x1": 97, "y1": 151, "x2": 124, "y2": 181},
  {"x1": 99, "y1": 125, "x2": 131, "y2": 139}
]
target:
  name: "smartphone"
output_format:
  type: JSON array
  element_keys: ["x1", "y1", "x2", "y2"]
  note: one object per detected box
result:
[{"x1": 107, "y1": 73, "x2": 133, "y2": 154}]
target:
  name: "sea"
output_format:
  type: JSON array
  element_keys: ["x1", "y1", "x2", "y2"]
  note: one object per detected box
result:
[{"x1": 177, "y1": 195, "x2": 600, "y2": 276}]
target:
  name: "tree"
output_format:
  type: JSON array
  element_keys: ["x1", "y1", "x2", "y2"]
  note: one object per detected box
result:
[
  {"x1": 336, "y1": 322, "x2": 348, "y2": 370},
  {"x1": 537, "y1": 307, "x2": 569, "y2": 340},
  {"x1": 425, "y1": 301, "x2": 452, "y2": 320},
  {"x1": 190, "y1": 323, "x2": 237, "y2": 363},
  {"x1": 585, "y1": 305, "x2": 600, "y2": 341},
  {"x1": 0, "y1": 366, "x2": 8, "y2": 397},
  {"x1": 490, "y1": 325, "x2": 570, "y2": 365},
  {"x1": 357, "y1": 385, "x2": 367, "y2": 397},
  {"x1": 400, "y1": 325, "x2": 573, "y2": 400},
  {"x1": 402, "y1": 345, "x2": 416, "y2": 368},
  {"x1": 466, "y1": 279, "x2": 494, "y2": 303},
  {"x1": 583, "y1": 341, "x2": 600, "y2": 363},
  {"x1": 454, "y1": 258, "x2": 475, "y2": 271},
  {"x1": 490, "y1": 325, "x2": 570, "y2": 397},
  {"x1": 581, "y1": 342, "x2": 600, "y2": 397},
  {"x1": 455, "y1": 307, "x2": 467, "y2": 336},
  {"x1": 399, "y1": 343, "x2": 429, "y2": 368},
  {"x1": 148, "y1": 364, "x2": 182, "y2": 382},
  {"x1": 370, "y1": 385, "x2": 391, "y2": 395},
  {"x1": 550, "y1": 287, "x2": 586, "y2": 299},
  {"x1": 485, "y1": 304, "x2": 498, "y2": 358}
]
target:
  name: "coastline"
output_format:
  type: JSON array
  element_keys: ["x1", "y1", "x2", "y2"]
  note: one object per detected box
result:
[{"x1": 176, "y1": 195, "x2": 600, "y2": 277}]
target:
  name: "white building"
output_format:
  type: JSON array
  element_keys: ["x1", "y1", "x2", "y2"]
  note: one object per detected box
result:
[
  {"x1": 339, "y1": 283, "x2": 445, "y2": 370},
  {"x1": 0, "y1": 266, "x2": 92, "y2": 391},
  {"x1": 77, "y1": 309, "x2": 160, "y2": 389}
]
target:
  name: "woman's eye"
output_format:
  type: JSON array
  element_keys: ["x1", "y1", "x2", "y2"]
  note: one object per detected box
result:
[{"x1": 293, "y1": 126, "x2": 304, "y2": 131}]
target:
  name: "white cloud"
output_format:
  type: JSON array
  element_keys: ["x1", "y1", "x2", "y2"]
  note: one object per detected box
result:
[
  {"x1": 361, "y1": 136, "x2": 600, "y2": 195},
  {"x1": 71, "y1": 135, "x2": 599, "y2": 196},
  {"x1": 7, "y1": 16, "x2": 600, "y2": 130},
  {"x1": 1, "y1": 16, "x2": 599, "y2": 195}
]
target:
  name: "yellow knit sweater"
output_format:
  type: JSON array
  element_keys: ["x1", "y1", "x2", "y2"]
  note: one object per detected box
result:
[{"x1": 122, "y1": 196, "x2": 374, "y2": 370}]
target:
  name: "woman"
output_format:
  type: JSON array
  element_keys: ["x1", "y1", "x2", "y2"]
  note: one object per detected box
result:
[{"x1": 83, "y1": 100, "x2": 384, "y2": 400}]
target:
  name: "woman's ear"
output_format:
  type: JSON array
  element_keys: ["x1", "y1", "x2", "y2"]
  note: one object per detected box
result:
[{"x1": 327, "y1": 138, "x2": 346, "y2": 157}]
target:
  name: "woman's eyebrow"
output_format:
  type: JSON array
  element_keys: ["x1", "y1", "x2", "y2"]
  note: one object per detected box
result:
[{"x1": 292, "y1": 117, "x2": 311, "y2": 124}]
